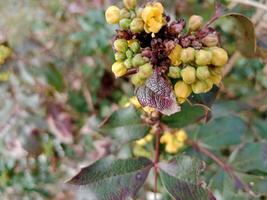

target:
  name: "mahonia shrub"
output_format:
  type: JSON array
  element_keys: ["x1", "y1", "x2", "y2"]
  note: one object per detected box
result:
[{"x1": 68, "y1": 0, "x2": 262, "y2": 200}]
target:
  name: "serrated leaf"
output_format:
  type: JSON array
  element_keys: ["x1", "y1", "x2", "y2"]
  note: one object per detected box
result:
[
  {"x1": 161, "y1": 103, "x2": 205, "y2": 128},
  {"x1": 101, "y1": 106, "x2": 149, "y2": 143},
  {"x1": 219, "y1": 13, "x2": 256, "y2": 58},
  {"x1": 188, "y1": 86, "x2": 219, "y2": 108},
  {"x1": 136, "y1": 71, "x2": 180, "y2": 116},
  {"x1": 159, "y1": 155, "x2": 216, "y2": 200},
  {"x1": 230, "y1": 142, "x2": 267, "y2": 174},
  {"x1": 68, "y1": 156, "x2": 153, "y2": 200},
  {"x1": 196, "y1": 115, "x2": 246, "y2": 150}
]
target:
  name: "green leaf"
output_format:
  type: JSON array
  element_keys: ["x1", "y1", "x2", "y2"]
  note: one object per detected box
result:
[
  {"x1": 43, "y1": 64, "x2": 65, "y2": 91},
  {"x1": 101, "y1": 106, "x2": 149, "y2": 143},
  {"x1": 240, "y1": 173, "x2": 267, "y2": 195},
  {"x1": 253, "y1": 118, "x2": 267, "y2": 139},
  {"x1": 161, "y1": 103, "x2": 205, "y2": 128},
  {"x1": 68, "y1": 156, "x2": 153, "y2": 200},
  {"x1": 196, "y1": 115, "x2": 246, "y2": 149},
  {"x1": 188, "y1": 86, "x2": 219, "y2": 108},
  {"x1": 159, "y1": 155, "x2": 216, "y2": 200},
  {"x1": 219, "y1": 13, "x2": 256, "y2": 58},
  {"x1": 230, "y1": 142, "x2": 267, "y2": 174},
  {"x1": 256, "y1": 36, "x2": 267, "y2": 59}
]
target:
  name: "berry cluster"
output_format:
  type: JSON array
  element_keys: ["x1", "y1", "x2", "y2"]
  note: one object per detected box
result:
[
  {"x1": 0, "y1": 45, "x2": 11, "y2": 65},
  {"x1": 106, "y1": 0, "x2": 229, "y2": 105}
]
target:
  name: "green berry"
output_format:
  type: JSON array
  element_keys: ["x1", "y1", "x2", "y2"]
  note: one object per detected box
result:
[
  {"x1": 119, "y1": 18, "x2": 131, "y2": 30},
  {"x1": 114, "y1": 39, "x2": 128, "y2": 53},
  {"x1": 132, "y1": 54, "x2": 146, "y2": 66},
  {"x1": 128, "y1": 40, "x2": 140, "y2": 53},
  {"x1": 139, "y1": 63, "x2": 153, "y2": 78},
  {"x1": 196, "y1": 66, "x2": 210, "y2": 80},
  {"x1": 126, "y1": 49, "x2": 134, "y2": 59},
  {"x1": 124, "y1": 58, "x2": 133, "y2": 69},
  {"x1": 181, "y1": 66, "x2": 196, "y2": 84},
  {"x1": 115, "y1": 52, "x2": 126, "y2": 61},
  {"x1": 168, "y1": 66, "x2": 181, "y2": 79},
  {"x1": 131, "y1": 73, "x2": 145, "y2": 86}
]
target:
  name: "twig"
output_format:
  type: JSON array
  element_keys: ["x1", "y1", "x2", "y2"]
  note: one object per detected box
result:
[
  {"x1": 153, "y1": 126, "x2": 161, "y2": 199},
  {"x1": 232, "y1": 0, "x2": 267, "y2": 11},
  {"x1": 223, "y1": 52, "x2": 241, "y2": 76}
]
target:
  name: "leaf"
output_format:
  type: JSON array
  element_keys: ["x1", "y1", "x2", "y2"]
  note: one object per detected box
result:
[
  {"x1": 196, "y1": 115, "x2": 246, "y2": 150},
  {"x1": 253, "y1": 118, "x2": 267, "y2": 139},
  {"x1": 68, "y1": 156, "x2": 153, "y2": 200},
  {"x1": 101, "y1": 106, "x2": 149, "y2": 143},
  {"x1": 136, "y1": 71, "x2": 180, "y2": 116},
  {"x1": 159, "y1": 155, "x2": 216, "y2": 200},
  {"x1": 230, "y1": 142, "x2": 267, "y2": 174},
  {"x1": 256, "y1": 36, "x2": 267, "y2": 59},
  {"x1": 219, "y1": 13, "x2": 256, "y2": 58},
  {"x1": 161, "y1": 103, "x2": 205, "y2": 128},
  {"x1": 43, "y1": 63, "x2": 65, "y2": 91},
  {"x1": 188, "y1": 86, "x2": 219, "y2": 108}
]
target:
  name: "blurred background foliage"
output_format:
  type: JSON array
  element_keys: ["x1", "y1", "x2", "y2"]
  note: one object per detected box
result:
[{"x1": 0, "y1": 0, "x2": 266, "y2": 200}]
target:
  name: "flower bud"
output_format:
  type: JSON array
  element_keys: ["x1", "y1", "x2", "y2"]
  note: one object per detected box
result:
[
  {"x1": 209, "y1": 74, "x2": 222, "y2": 85},
  {"x1": 192, "y1": 80, "x2": 209, "y2": 94},
  {"x1": 124, "y1": 58, "x2": 133, "y2": 68},
  {"x1": 123, "y1": 0, "x2": 137, "y2": 10},
  {"x1": 210, "y1": 47, "x2": 228, "y2": 66},
  {"x1": 114, "y1": 39, "x2": 128, "y2": 53},
  {"x1": 112, "y1": 62, "x2": 127, "y2": 77},
  {"x1": 168, "y1": 44, "x2": 182, "y2": 66},
  {"x1": 105, "y1": 6, "x2": 121, "y2": 24},
  {"x1": 130, "y1": 18, "x2": 144, "y2": 34},
  {"x1": 168, "y1": 66, "x2": 181, "y2": 79},
  {"x1": 196, "y1": 66, "x2": 210, "y2": 80},
  {"x1": 195, "y1": 50, "x2": 212, "y2": 66},
  {"x1": 132, "y1": 54, "x2": 146, "y2": 66},
  {"x1": 175, "y1": 130, "x2": 188, "y2": 142},
  {"x1": 174, "y1": 81, "x2": 192, "y2": 103},
  {"x1": 115, "y1": 52, "x2": 126, "y2": 61},
  {"x1": 202, "y1": 33, "x2": 219, "y2": 47},
  {"x1": 188, "y1": 15, "x2": 203, "y2": 31},
  {"x1": 120, "y1": 8, "x2": 131, "y2": 19},
  {"x1": 126, "y1": 49, "x2": 134, "y2": 59},
  {"x1": 180, "y1": 47, "x2": 195, "y2": 63},
  {"x1": 119, "y1": 18, "x2": 131, "y2": 30},
  {"x1": 210, "y1": 66, "x2": 223, "y2": 75},
  {"x1": 131, "y1": 73, "x2": 145, "y2": 86},
  {"x1": 181, "y1": 66, "x2": 196, "y2": 84},
  {"x1": 205, "y1": 79, "x2": 214, "y2": 92},
  {"x1": 128, "y1": 39, "x2": 140, "y2": 53},
  {"x1": 136, "y1": 7, "x2": 143, "y2": 17},
  {"x1": 139, "y1": 63, "x2": 153, "y2": 78}
]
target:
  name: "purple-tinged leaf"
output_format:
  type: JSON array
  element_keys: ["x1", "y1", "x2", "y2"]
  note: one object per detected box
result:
[
  {"x1": 159, "y1": 155, "x2": 216, "y2": 200},
  {"x1": 136, "y1": 71, "x2": 180, "y2": 116},
  {"x1": 67, "y1": 156, "x2": 153, "y2": 200}
]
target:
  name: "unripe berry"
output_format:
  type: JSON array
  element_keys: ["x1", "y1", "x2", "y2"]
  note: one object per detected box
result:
[
  {"x1": 119, "y1": 18, "x2": 131, "y2": 30},
  {"x1": 123, "y1": 0, "x2": 137, "y2": 10},
  {"x1": 132, "y1": 54, "x2": 146, "y2": 66},
  {"x1": 195, "y1": 50, "x2": 212, "y2": 66},
  {"x1": 188, "y1": 15, "x2": 203, "y2": 31},
  {"x1": 112, "y1": 62, "x2": 127, "y2": 77},
  {"x1": 210, "y1": 47, "x2": 228, "y2": 66},
  {"x1": 168, "y1": 44, "x2": 182, "y2": 66},
  {"x1": 174, "y1": 81, "x2": 192, "y2": 103},
  {"x1": 202, "y1": 33, "x2": 219, "y2": 47},
  {"x1": 181, "y1": 66, "x2": 196, "y2": 84},
  {"x1": 191, "y1": 80, "x2": 209, "y2": 94},
  {"x1": 130, "y1": 18, "x2": 144, "y2": 34},
  {"x1": 114, "y1": 39, "x2": 128, "y2": 53},
  {"x1": 128, "y1": 40, "x2": 140, "y2": 53},
  {"x1": 120, "y1": 8, "x2": 131, "y2": 19},
  {"x1": 196, "y1": 66, "x2": 210, "y2": 80},
  {"x1": 180, "y1": 47, "x2": 195, "y2": 63},
  {"x1": 131, "y1": 73, "x2": 145, "y2": 86},
  {"x1": 115, "y1": 52, "x2": 126, "y2": 61},
  {"x1": 105, "y1": 6, "x2": 121, "y2": 24},
  {"x1": 124, "y1": 58, "x2": 133, "y2": 69},
  {"x1": 126, "y1": 49, "x2": 134, "y2": 59},
  {"x1": 168, "y1": 66, "x2": 181, "y2": 79},
  {"x1": 139, "y1": 63, "x2": 153, "y2": 78}
]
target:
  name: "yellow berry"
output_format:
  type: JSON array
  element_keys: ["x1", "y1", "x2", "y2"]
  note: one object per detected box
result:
[
  {"x1": 174, "y1": 81, "x2": 192, "y2": 103},
  {"x1": 136, "y1": 138, "x2": 147, "y2": 146},
  {"x1": 210, "y1": 47, "x2": 228, "y2": 66},
  {"x1": 112, "y1": 62, "x2": 127, "y2": 77},
  {"x1": 131, "y1": 73, "x2": 145, "y2": 86},
  {"x1": 180, "y1": 47, "x2": 195, "y2": 63},
  {"x1": 105, "y1": 6, "x2": 121, "y2": 24},
  {"x1": 168, "y1": 66, "x2": 181, "y2": 79},
  {"x1": 191, "y1": 80, "x2": 209, "y2": 94},
  {"x1": 195, "y1": 50, "x2": 212, "y2": 66},
  {"x1": 175, "y1": 129, "x2": 188, "y2": 142},
  {"x1": 130, "y1": 18, "x2": 144, "y2": 34},
  {"x1": 160, "y1": 132, "x2": 173, "y2": 144},
  {"x1": 115, "y1": 52, "x2": 126, "y2": 61},
  {"x1": 210, "y1": 73, "x2": 222, "y2": 85},
  {"x1": 181, "y1": 66, "x2": 196, "y2": 84},
  {"x1": 188, "y1": 15, "x2": 203, "y2": 31},
  {"x1": 120, "y1": 8, "x2": 131, "y2": 19}
]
